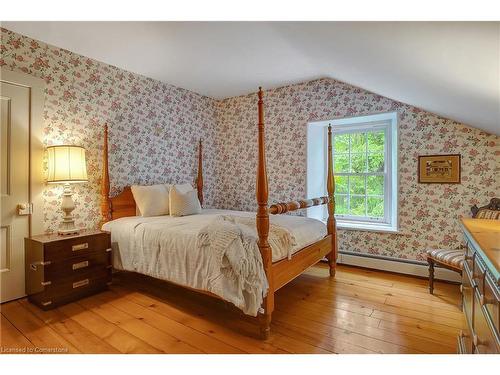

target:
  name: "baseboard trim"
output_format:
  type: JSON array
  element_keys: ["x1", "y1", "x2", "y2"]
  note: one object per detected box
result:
[{"x1": 338, "y1": 251, "x2": 461, "y2": 283}]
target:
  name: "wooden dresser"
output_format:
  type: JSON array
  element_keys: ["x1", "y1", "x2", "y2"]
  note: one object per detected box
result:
[
  {"x1": 459, "y1": 218, "x2": 500, "y2": 354},
  {"x1": 25, "y1": 230, "x2": 112, "y2": 310}
]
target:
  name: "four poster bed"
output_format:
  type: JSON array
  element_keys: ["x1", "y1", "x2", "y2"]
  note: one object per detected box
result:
[{"x1": 100, "y1": 87, "x2": 337, "y2": 339}]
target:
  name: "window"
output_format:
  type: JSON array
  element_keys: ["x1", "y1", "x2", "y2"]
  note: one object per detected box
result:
[{"x1": 307, "y1": 112, "x2": 398, "y2": 232}]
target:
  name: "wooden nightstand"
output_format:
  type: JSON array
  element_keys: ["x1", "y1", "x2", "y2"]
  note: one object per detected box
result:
[{"x1": 25, "y1": 230, "x2": 112, "y2": 310}]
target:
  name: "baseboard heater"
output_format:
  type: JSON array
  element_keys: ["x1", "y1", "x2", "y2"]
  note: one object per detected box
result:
[{"x1": 335, "y1": 251, "x2": 461, "y2": 283}]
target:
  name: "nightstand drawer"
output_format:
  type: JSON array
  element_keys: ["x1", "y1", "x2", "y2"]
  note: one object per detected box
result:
[
  {"x1": 42, "y1": 250, "x2": 112, "y2": 279},
  {"x1": 44, "y1": 233, "x2": 110, "y2": 261},
  {"x1": 30, "y1": 273, "x2": 112, "y2": 310},
  {"x1": 41, "y1": 267, "x2": 111, "y2": 295}
]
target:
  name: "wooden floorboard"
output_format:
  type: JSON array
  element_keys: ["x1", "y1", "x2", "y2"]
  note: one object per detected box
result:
[
  {"x1": 19, "y1": 299, "x2": 121, "y2": 354},
  {"x1": 0, "y1": 314, "x2": 34, "y2": 353},
  {"x1": 0, "y1": 264, "x2": 463, "y2": 354},
  {"x1": 1, "y1": 301, "x2": 80, "y2": 353}
]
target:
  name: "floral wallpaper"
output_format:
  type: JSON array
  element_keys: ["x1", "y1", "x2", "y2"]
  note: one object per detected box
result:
[
  {"x1": 1, "y1": 28, "x2": 219, "y2": 233},
  {"x1": 215, "y1": 79, "x2": 499, "y2": 261},
  {"x1": 1, "y1": 28, "x2": 498, "y2": 262}
]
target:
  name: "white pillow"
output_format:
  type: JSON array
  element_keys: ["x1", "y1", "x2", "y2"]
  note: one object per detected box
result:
[
  {"x1": 131, "y1": 184, "x2": 170, "y2": 217},
  {"x1": 169, "y1": 185, "x2": 201, "y2": 217},
  {"x1": 175, "y1": 183, "x2": 194, "y2": 194}
]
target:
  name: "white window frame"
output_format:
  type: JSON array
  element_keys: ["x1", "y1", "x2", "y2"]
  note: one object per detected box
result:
[{"x1": 306, "y1": 112, "x2": 399, "y2": 233}]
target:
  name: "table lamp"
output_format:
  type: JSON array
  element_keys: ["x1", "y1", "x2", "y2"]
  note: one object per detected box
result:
[{"x1": 46, "y1": 145, "x2": 88, "y2": 235}]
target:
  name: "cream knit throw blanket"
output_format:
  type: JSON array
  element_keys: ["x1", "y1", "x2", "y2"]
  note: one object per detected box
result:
[{"x1": 197, "y1": 215, "x2": 296, "y2": 316}]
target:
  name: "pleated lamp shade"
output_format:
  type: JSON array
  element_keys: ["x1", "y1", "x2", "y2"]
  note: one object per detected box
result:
[{"x1": 46, "y1": 145, "x2": 88, "y2": 183}]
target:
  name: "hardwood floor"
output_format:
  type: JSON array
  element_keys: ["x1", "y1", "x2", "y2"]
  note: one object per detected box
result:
[{"x1": 0, "y1": 264, "x2": 464, "y2": 354}]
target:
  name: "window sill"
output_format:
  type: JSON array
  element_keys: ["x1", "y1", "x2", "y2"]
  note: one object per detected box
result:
[{"x1": 322, "y1": 219, "x2": 400, "y2": 234}]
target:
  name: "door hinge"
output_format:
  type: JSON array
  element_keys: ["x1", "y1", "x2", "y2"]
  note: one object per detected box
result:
[{"x1": 17, "y1": 203, "x2": 33, "y2": 215}]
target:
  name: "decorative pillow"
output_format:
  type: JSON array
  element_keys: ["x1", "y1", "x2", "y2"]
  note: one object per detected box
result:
[
  {"x1": 131, "y1": 184, "x2": 170, "y2": 217},
  {"x1": 169, "y1": 185, "x2": 201, "y2": 217},
  {"x1": 476, "y1": 209, "x2": 500, "y2": 220}
]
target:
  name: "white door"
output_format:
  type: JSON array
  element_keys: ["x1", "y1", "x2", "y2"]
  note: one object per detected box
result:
[{"x1": 0, "y1": 81, "x2": 30, "y2": 303}]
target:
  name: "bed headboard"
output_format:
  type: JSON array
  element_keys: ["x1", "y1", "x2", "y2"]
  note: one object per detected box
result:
[{"x1": 99, "y1": 124, "x2": 204, "y2": 227}]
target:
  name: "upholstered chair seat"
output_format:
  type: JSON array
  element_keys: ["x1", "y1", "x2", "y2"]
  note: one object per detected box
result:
[
  {"x1": 475, "y1": 209, "x2": 500, "y2": 220},
  {"x1": 426, "y1": 248, "x2": 464, "y2": 271}
]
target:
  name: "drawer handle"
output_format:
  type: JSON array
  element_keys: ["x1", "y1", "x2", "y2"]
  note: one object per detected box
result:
[
  {"x1": 41, "y1": 281, "x2": 52, "y2": 286},
  {"x1": 480, "y1": 295, "x2": 495, "y2": 306},
  {"x1": 72, "y1": 260, "x2": 89, "y2": 270},
  {"x1": 106, "y1": 265, "x2": 112, "y2": 269},
  {"x1": 106, "y1": 248, "x2": 112, "y2": 253},
  {"x1": 472, "y1": 334, "x2": 484, "y2": 347},
  {"x1": 30, "y1": 261, "x2": 52, "y2": 271},
  {"x1": 73, "y1": 279, "x2": 89, "y2": 289},
  {"x1": 472, "y1": 269, "x2": 485, "y2": 286},
  {"x1": 41, "y1": 301, "x2": 52, "y2": 307},
  {"x1": 72, "y1": 243, "x2": 89, "y2": 251}
]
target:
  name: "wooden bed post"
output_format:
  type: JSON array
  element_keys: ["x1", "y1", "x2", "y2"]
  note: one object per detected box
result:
[
  {"x1": 326, "y1": 124, "x2": 337, "y2": 276},
  {"x1": 100, "y1": 123, "x2": 111, "y2": 228},
  {"x1": 256, "y1": 87, "x2": 274, "y2": 339},
  {"x1": 196, "y1": 139, "x2": 203, "y2": 207}
]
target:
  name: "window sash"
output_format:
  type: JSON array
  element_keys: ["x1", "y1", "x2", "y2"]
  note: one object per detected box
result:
[{"x1": 331, "y1": 125, "x2": 391, "y2": 225}]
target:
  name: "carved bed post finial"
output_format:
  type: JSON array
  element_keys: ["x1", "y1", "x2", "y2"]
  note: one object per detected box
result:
[
  {"x1": 256, "y1": 87, "x2": 274, "y2": 339},
  {"x1": 100, "y1": 123, "x2": 111, "y2": 228},
  {"x1": 326, "y1": 124, "x2": 337, "y2": 277},
  {"x1": 197, "y1": 138, "x2": 204, "y2": 207}
]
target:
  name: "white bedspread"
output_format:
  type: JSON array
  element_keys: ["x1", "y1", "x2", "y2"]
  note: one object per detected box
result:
[{"x1": 102, "y1": 209, "x2": 326, "y2": 315}]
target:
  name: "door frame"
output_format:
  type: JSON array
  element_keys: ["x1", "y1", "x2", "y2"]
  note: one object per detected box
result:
[{"x1": 1, "y1": 68, "x2": 45, "y2": 236}]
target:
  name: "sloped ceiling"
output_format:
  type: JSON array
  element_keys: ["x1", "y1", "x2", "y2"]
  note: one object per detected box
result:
[{"x1": 2, "y1": 21, "x2": 499, "y2": 134}]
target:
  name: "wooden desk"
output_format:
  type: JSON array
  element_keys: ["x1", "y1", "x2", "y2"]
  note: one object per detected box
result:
[{"x1": 459, "y1": 218, "x2": 500, "y2": 354}]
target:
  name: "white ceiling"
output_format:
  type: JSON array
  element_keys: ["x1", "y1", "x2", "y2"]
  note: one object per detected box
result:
[{"x1": 2, "y1": 21, "x2": 499, "y2": 135}]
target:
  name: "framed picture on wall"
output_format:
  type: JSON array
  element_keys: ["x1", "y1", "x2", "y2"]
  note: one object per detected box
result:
[{"x1": 418, "y1": 154, "x2": 461, "y2": 184}]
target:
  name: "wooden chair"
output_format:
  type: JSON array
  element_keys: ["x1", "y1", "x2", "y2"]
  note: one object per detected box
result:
[{"x1": 426, "y1": 198, "x2": 500, "y2": 294}]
